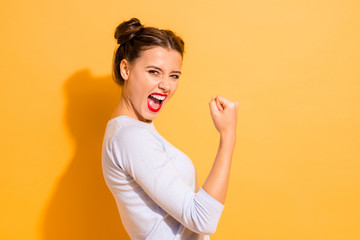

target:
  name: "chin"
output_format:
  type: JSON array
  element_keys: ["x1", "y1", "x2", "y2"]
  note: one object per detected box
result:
[
  {"x1": 140, "y1": 111, "x2": 159, "y2": 122},
  {"x1": 142, "y1": 104, "x2": 165, "y2": 122}
]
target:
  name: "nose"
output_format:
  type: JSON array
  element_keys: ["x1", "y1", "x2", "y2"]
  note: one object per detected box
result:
[{"x1": 158, "y1": 77, "x2": 170, "y2": 92}]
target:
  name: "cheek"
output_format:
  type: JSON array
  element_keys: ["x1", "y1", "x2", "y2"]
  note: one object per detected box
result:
[
  {"x1": 128, "y1": 74, "x2": 149, "y2": 96},
  {"x1": 171, "y1": 80, "x2": 179, "y2": 91},
  {"x1": 167, "y1": 82, "x2": 179, "y2": 100}
]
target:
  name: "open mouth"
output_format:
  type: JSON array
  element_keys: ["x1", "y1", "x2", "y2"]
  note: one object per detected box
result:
[{"x1": 147, "y1": 93, "x2": 167, "y2": 112}]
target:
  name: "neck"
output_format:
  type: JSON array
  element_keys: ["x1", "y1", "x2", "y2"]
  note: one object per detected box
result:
[{"x1": 110, "y1": 88, "x2": 152, "y2": 124}]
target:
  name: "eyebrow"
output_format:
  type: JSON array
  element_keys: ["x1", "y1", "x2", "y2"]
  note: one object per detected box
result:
[{"x1": 145, "y1": 65, "x2": 182, "y2": 75}]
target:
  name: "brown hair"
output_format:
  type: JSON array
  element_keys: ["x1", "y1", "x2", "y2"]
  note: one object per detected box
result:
[{"x1": 112, "y1": 18, "x2": 185, "y2": 86}]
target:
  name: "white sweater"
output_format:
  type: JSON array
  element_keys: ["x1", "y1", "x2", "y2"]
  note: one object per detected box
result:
[{"x1": 102, "y1": 115, "x2": 224, "y2": 240}]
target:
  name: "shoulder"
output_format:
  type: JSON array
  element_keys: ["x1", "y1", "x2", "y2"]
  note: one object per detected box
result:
[
  {"x1": 110, "y1": 123, "x2": 168, "y2": 170},
  {"x1": 112, "y1": 123, "x2": 162, "y2": 150},
  {"x1": 115, "y1": 123, "x2": 155, "y2": 139}
]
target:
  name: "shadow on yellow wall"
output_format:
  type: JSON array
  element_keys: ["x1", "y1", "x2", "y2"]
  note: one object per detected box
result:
[{"x1": 40, "y1": 69, "x2": 130, "y2": 239}]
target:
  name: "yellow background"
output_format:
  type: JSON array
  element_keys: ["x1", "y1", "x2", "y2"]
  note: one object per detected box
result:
[{"x1": 1, "y1": 0, "x2": 359, "y2": 239}]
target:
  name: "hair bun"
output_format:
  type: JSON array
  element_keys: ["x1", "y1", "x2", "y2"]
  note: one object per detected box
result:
[{"x1": 114, "y1": 18, "x2": 144, "y2": 45}]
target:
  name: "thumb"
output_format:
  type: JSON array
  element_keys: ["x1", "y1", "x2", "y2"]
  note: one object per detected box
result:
[
  {"x1": 216, "y1": 95, "x2": 232, "y2": 109},
  {"x1": 215, "y1": 96, "x2": 224, "y2": 111}
]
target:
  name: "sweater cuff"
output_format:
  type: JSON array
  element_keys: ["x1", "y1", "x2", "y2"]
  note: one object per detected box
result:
[{"x1": 198, "y1": 187, "x2": 225, "y2": 212}]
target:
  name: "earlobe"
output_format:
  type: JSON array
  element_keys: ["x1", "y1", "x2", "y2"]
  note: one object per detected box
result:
[{"x1": 120, "y1": 59, "x2": 130, "y2": 81}]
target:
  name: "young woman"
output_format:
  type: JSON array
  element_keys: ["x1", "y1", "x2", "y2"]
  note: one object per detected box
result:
[{"x1": 102, "y1": 18, "x2": 239, "y2": 240}]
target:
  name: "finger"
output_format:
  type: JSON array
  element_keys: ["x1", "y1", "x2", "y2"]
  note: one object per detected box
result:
[
  {"x1": 215, "y1": 96, "x2": 224, "y2": 111},
  {"x1": 209, "y1": 98, "x2": 220, "y2": 114},
  {"x1": 216, "y1": 95, "x2": 231, "y2": 108}
]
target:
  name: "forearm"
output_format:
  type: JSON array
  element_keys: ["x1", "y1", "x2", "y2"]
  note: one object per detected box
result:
[{"x1": 202, "y1": 133, "x2": 236, "y2": 205}]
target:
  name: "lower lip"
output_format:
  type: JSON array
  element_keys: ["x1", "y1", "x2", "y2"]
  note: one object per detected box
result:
[{"x1": 147, "y1": 97, "x2": 164, "y2": 112}]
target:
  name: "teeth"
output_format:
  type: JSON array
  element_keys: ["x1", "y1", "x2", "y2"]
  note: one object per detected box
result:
[{"x1": 151, "y1": 94, "x2": 166, "y2": 101}]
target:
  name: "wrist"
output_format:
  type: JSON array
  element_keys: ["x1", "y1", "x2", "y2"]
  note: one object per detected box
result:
[
  {"x1": 220, "y1": 129, "x2": 236, "y2": 139},
  {"x1": 220, "y1": 132, "x2": 236, "y2": 145}
]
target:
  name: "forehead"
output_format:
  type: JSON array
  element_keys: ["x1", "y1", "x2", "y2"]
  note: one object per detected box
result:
[{"x1": 133, "y1": 46, "x2": 182, "y2": 69}]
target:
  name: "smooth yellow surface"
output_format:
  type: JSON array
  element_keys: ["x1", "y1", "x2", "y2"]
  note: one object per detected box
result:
[{"x1": 1, "y1": 0, "x2": 359, "y2": 239}]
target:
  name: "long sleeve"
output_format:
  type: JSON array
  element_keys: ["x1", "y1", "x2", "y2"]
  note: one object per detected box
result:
[{"x1": 111, "y1": 124, "x2": 224, "y2": 235}]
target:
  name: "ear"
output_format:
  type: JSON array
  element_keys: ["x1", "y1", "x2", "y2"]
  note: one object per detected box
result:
[{"x1": 120, "y1": 59, "x2": 130, "y2": 81}]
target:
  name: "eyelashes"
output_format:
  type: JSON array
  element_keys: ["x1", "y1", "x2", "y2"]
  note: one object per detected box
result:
[
  {"x1": 170, "y1": 74, "x2": 179, "y2": 79},
  {"x1": 148, "y1": 70, "x2": 159, "y2": 75},
  {"x1": 148, "y1": 70, "x2": 180, "y2": 79}
]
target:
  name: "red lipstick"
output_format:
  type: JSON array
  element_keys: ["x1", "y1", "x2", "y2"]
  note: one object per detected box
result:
[{"x1": 147, "y1": 93, "x2": 167, "y2": 112}]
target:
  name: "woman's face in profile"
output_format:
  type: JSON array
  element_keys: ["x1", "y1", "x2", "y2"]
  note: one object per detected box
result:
[{"x1": 121, "y1": 46, "x2": 182, "y2": 122}]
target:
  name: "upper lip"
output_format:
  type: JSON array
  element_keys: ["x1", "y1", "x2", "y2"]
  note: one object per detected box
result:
[{"x1": 149, "y1": 92, "x2": 168, "y2": 97}]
